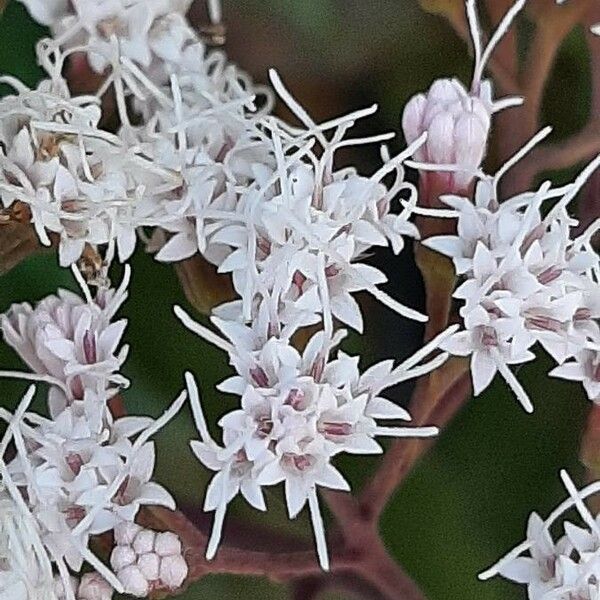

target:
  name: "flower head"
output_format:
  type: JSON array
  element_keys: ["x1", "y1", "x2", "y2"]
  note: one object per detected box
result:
[{"x1": 481, "y1": 471, "x2": 600, "y2": 600}]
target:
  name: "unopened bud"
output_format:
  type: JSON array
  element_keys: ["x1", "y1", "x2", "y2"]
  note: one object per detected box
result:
[
  {"x1": 155, "y1": 531, "x2": 182, "y2": 557},
  {"x1": 133, "y1": 529, "x2": 156, "y2": 555},
  {"x1": 77, "y1": 573, "x2": 113, "y2": 600},
  {"x1": 137, "y1": 552, "x2": 160, "y2": 581},
  {"x1": 402, "y1": 77, "x2": 491, "y2": 193},
  {"x1": 117, "y1": 566, "x2": 149, "y2": 598},
  {"x1": 53, "y1": 575, "x2": 78, "y2": 599},
  {"x1": 110, "y1": 545, "x2": 136, "y2": 571},
  {"x1": 159, "y1": 554, "x2": 188, "y2": 590}
]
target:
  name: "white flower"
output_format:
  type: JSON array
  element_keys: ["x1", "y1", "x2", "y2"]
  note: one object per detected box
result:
[
  {"x1": 1, "y1": 267, "x2": 131, "y2": 407},
  {"x1": 18, "y1": 0, "x2": 194, "y2": 74},
  {"x1": 424, "y1": 129, "x2": 600, "y2": 411},
  {"x1": 179, "y1": 309, "x2": 454, "y2": 570},
  {"x1": 550, "y1": 349, "x2": 600, "y2": 402},
  {"x1": 0, "y1": 370, "x2": 187, "y2": 598},
  {"x1": 0, "y1": 75, "x2": 180, "y2": 266},
  {"x1": 480, "y1": 471, "x2": 600, "y2": 600}
]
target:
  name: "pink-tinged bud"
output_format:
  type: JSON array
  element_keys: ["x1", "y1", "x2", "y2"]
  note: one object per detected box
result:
[
  {"x1": 402, "y1": 78, "x2": 492, "y2": 196},
  {"x1": 427, "y1": 111, "x2": 456, "y2": 164},
  {"x1": 155, "y1": 532, "x2": 182, "y2": 557},
  {"x1": 133, "y1": 529, "x2": 156, "y2": 555},
  {"x1": 401, "y1": 93, "x2": 427, "y2": 149},
  {"x1": 53, "y1": 575, "x2": 78, "y2": 599},
  {"x1": 78, "y1": 573, "x2": 113, "y2": 600},
  {"x1": 137, "y1": 552, "x2": 160, "y2": 581},
  {"x1": 118, "y1": 565, "x2": 149, "y2": 597},
  {"x1": 114, "y1": 521, "x2": 142, "y2": 546},
  {"x1": 427, "y1": 78, "x2": 462, "y2": 105},
  {"x1": 159, "y1": 554, "x2": 188, "y2": 590},
  {"x1": 110, "y1": 545, "x2": 136, "y2": 571},
  {"x1": 452, "y1": 112, "x2": 488, "y2": 189}
]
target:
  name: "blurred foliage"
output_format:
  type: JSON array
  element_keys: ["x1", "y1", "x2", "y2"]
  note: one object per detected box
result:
[{"x1": 0, "y1": 1, "x2": 594, "y2": 599}]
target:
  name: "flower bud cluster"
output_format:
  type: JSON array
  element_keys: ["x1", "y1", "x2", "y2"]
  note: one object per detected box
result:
[
  {"x1": 52, "y1": 572, "x2": 113, "y2": 600},
  {"x1": 403, "y1": 78, "x2": 492, "y2": 192},
  {"x1": 110, "y1": 522, "x2": 187, "y2": 597}
]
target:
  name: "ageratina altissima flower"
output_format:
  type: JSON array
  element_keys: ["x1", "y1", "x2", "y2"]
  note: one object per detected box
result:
[
  {"x1": 175, "y1": 305, "x2": 455, "y2": 570},
  {"x1": 124, "y1": 40, "x2": 275, "y2": 266},
  {"x1": 17, "y1": 0, "x2": 195, "y2": 75},
  {"x1": 172, "y1": 70, "x2": 427, "y2": 334},
  {"x1": 0, "y1": 265, "x2": 188, "y2": 599},
  {"x1": 423, "y1": 128, "x2": 600, "y2": 411},
  {"x1": 0, "y1": 67, "x2": 181, "y2": 266},
  {"x1": 1, "y1": 266, "x2": 131, "y2": 415},
  {"x1": 0, "y1": 383, "x2": 186, "y2": 600},
  {"x1": 480, "y1": 470, "x2": 600, "y2": 600},
  {"x1": 402, "y1": 0, "x2": 524, "y2": 196}
]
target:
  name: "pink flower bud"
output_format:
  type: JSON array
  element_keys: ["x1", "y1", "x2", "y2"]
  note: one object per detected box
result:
[
  {"x1": 159, "y1": 554, "x2": 188, "y2": 590},
  {"x1": 401, "y1": 93, "x2": 427, "y2": 149},
  {"x1": 427, "y1": 111, "x2": 456, "y2": 164},
  {"x1": 110, "y1": 545, "x2": 136, "y2": 571},
  {"x1": 137, "y1": 552, "x2": 160, "y2": 581},
  {"x1": 402, "y1": 77, "x2": 492, "y2": 193},
  {"x1": 118, "y1": 566, "x2": 149, "y2": 598},
  {"x1": 78, "y1": 573, "x2": 113, "y2": 600},
  {"x1": 155, "y1": 531, "x2": 182, "y2": 557},
  {"x1": 133, "y1": 529, "x2": 156, "y2": 555}
]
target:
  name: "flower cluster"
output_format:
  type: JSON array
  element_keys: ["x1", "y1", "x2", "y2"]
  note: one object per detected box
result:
[
  {"x1": 2, "y1": 0, "x2": 600, "y2": 597},
  {"x1": 1, "y1": 266, "x2": 130, "y2": 409},
  {"x1": 177, "y1": 309, "x2": 453, "y2": 569},
  {"x1": 0, "y1": 271, "x2": 187, "y2": 599},
  {"x1": 109, "y1": 522, "x2": 187, "y2": 597},
  {"x1": 480, "y1": 471, "x2": 600, "y2": 599},
  {"x1": 18, "y1": 0, "x2": 195, "y2": 76},
  {"x1": 0, "y1": 72, "x2": 180, "y2": 266},
  {"x1": 424, "y1": 133, "x2": 600, "y2": 410},
  {"x1": 3, "y1": 0, "x2": 452, "y2": 584}
]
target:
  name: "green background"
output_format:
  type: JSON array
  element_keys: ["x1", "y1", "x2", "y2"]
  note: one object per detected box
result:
[{"x1": 0, "y1": 1, "x2": 592, "y2": 599}]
